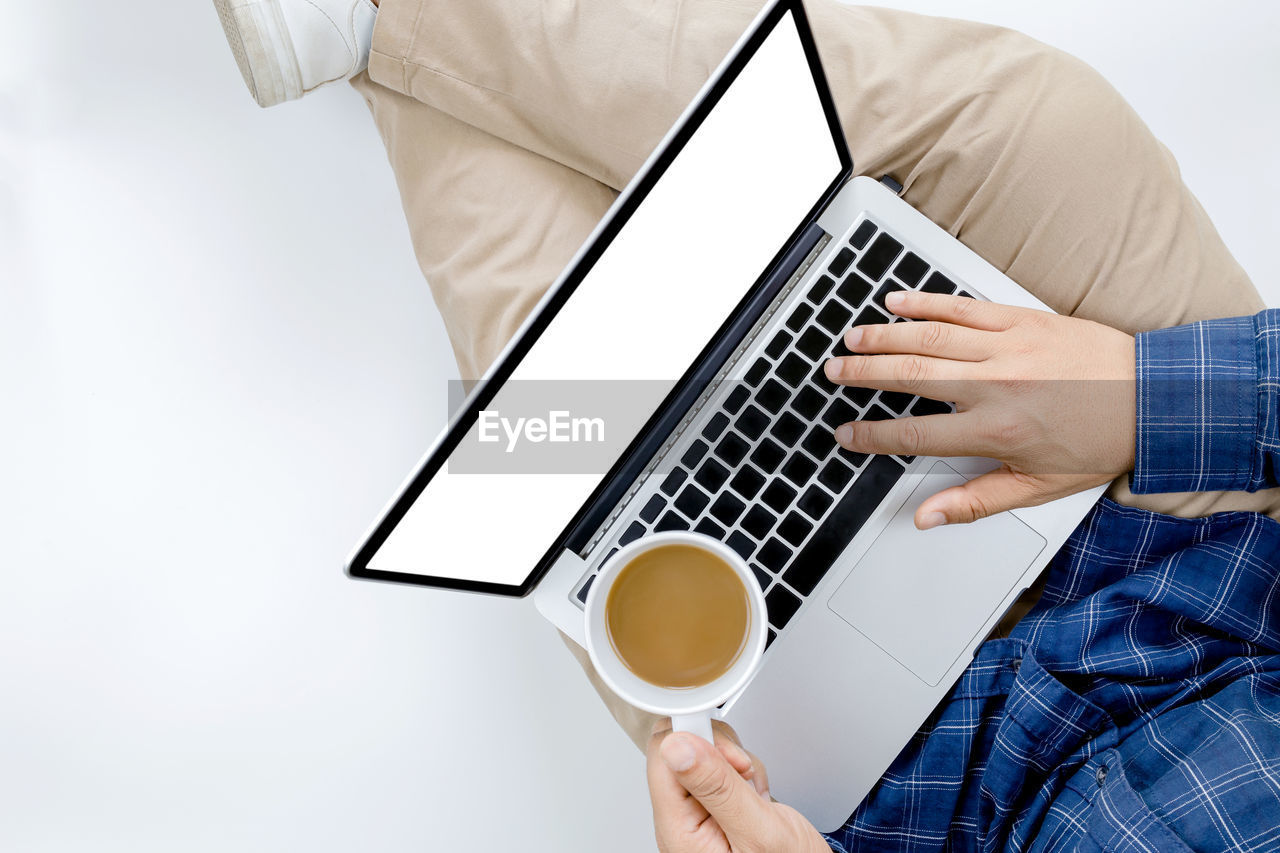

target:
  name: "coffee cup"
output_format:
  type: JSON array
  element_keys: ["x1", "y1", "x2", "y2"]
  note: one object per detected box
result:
[{"x1": 584, "y1": 531, "x2": 767, "y2": 743}]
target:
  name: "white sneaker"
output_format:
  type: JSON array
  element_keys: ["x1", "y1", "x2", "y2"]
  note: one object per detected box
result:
[{"x1": 214, "y1": 0, "x2": 378, "y2": 107}]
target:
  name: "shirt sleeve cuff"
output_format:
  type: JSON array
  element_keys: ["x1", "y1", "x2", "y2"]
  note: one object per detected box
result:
[{"x1": 1131, "y1": 316, "x2": 1260, "y2": 494}]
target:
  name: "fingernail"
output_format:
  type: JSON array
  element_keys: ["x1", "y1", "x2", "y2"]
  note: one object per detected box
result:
[
  {"x1": 886, "y1": 291, "x2": 906, "y2": 311},
  {"x1": 919, "y1": 511, "x2": 947, "y2": 530},
  {"x1": 824, "y1": 358, "x2": 842, "y2": 380},
  {"x1": 845, "y1": 327, "x2": 863, "y2": 348},
  {"x1": 662, "y1": 735, "x2": 697, "y2": 772},
  {"x1": 835, "y1": 424, "x2": 854, "y2": 446}
]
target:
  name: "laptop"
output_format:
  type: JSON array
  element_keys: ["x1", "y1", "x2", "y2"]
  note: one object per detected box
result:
[{"x1": 346, "y1": 0, "x2": 1101, "y2": 831}]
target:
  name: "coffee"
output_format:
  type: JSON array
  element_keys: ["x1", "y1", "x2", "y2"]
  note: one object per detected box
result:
[{"x1": 605, "y1": 543, "x2": 751, "y2": 690}]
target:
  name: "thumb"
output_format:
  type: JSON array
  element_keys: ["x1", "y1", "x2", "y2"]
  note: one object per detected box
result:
[
  {"x1": 916, "y1": 467, "x2": 1042, "y2": 528},
  {"x1": 661, "y1": 732, "x2": 772, "y2": 840}
]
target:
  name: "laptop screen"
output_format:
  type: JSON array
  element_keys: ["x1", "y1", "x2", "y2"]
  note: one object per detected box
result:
[{"x1": 353, "y1": 2, "x2": 846, "y2": 592}]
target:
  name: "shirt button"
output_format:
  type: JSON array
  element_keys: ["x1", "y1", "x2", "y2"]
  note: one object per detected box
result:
[
  {"x1": 1010, "y1": 658, "x2": 1022, "y2": 673},
  {"x1": 1096, "y1": 765, "x2": 1108, "y2": 787}
]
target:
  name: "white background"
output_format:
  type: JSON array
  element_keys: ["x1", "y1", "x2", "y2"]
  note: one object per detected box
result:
[{"x1": 1, "y1": 1, "x2": 1276, "y2": 851}]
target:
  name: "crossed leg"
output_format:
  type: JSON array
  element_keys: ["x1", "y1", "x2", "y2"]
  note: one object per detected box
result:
[{"x1": 350, "y1": 0, "x2": 1280, "y2": 748}]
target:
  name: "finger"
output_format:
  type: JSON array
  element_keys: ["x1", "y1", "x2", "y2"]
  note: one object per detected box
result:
[
  {"x1": 846, "y1": 319, "x2": 994, "y2": 362},
  {"x1": 824, "y1": 353, "x2": 973, "y2": 402},
  {"x1": 914, "y1": 466, "x2": 1046, "y2": 528},
  {"x1": 712, "y1": 728, "x2": 768, "y2": 798},
  {"x1": 883, "y1": 290, "x2": 1039, "y2": 332},
  {"x1": 661, "y1": 732, "x2": 773, "y2": 842},
  {"x1": 648, "y1": 730, "x2": 708, "y2": 835},
  {"x1": 834, "y1": 412, "x2": 994, "y2": 459}
]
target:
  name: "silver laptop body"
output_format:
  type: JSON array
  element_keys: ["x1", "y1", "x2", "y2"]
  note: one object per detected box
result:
[{"x1": 347, "y1": 0, "x2": 1101, "y2": 830}]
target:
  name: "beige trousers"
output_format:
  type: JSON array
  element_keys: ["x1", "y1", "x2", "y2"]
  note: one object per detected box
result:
[{"x1": 350, "y1": 0, "x2": 1280, "y2": 749}]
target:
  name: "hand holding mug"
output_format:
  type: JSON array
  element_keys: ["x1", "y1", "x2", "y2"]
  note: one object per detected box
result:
[{"x1": 647, "y1": 721, "x2": 829, "y2": 853}]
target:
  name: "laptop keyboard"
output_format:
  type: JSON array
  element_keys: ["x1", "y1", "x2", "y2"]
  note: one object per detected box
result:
[{"x1": 577, "y1": 217, "x2": 972, "y2": 651}]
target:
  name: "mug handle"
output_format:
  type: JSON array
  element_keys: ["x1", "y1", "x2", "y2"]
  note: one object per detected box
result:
[{"x1": 671, "y1": 711, "x2": 714, "y2": 744}]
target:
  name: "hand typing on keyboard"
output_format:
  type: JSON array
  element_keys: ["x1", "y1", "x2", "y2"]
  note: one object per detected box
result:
[
  {"x1": 824, "y1": 291, "x2": 1135, "y2": 529},
  {"x1": 648, "y1": 720, "x2": 830, "y2": 853}
]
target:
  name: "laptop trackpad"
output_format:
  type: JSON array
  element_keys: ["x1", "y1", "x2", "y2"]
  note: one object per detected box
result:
[{"x1": 827, "y1": 461, "x2": 1046, "y2": 686}]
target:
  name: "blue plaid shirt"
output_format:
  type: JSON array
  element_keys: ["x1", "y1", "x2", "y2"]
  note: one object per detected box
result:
[{"x1": 825, "y1": 310, "x2": 1280, "y2": 853}]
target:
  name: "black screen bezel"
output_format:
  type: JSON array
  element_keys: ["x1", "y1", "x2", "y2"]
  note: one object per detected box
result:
[{"x1": 347, "y1": 0, "x2": 853, "y2": 596}]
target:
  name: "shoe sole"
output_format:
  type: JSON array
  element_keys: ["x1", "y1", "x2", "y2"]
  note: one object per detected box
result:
[{"x1": 214, "y1": 0, "x2": 304, "y2": 107}]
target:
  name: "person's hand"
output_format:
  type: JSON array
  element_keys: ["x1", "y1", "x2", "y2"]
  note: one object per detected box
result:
[
  {"x1": 647, "y1": 721, "x2": 830, "y2": 853},
  {"x1": 824, "y1": 291, "x2": 1135, "y2": 528}
]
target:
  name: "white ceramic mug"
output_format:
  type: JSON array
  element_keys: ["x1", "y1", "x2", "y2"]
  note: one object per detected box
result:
[{"x1": 583, "y1": 531, "x2": 768, "y2": 743}]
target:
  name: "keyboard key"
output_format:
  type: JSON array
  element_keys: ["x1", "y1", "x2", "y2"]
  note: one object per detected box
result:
[
  {"x1": 894, "y1": 252, "x2": 928, "y2": 287},
  {"x1": 655, "y1": 511, "x2": 689, "y2": 532},
  {"x1": 781, "y1": 454, "x2": 817, "y2": 487},
  {"x1": 815, "y1": 300, "x2": 853, "y2": 335},
  {"x1": 710, "y1": 493, "x2": 747, "y2": 526},
  {"x1": 786, "y1": 303, "x2": 814, "y2": 332},
  {"x1": 742, "y1": 506, "x2": 777, "y2": 540},
  {"x1": 921, "y1": 272, "x2": 957, "y2": 295},
  {"x1": 681, "y1": 440, "x2": 709, "y2": 468},
  {"x1": 856, "y1": 232, "x2": 904, "y2": 281},
  {"x1": 853, "y1": 305, "x2": 890, "y2": 327},
  {"x1": 880, "y1": 391, "x2": 915, "y2": 415},
  {"x1": 796, "y1": 327, "x2": 829, "y2": 360},
  {"x1": 812, "y1": 361, "x2": 839, "y2": 394},
  {"x1": 695, "y1": 459, "x2": 730, "y2": 492},
  {"x1": 751, "y1": 438, "x2": 786, "y2": 471},
  {"x1": 758, "y1": 537, "x2": 794, "y2": 573},
  {"x1": 620, "y1": 520, "x2": 646, "y2": 546},
  {"x1": 776, "y1": 353, "x2": 809, "y2": 388},
  {"x1": 957, "y1": 289, "x2": 976, "y2": 300},
  {"x1": 817, "y1": 458, "x2": 855, "y2": 492},
  {"x1": 836, "y1": 274, "x2": 874, "y2": 308},
  {"x1": 766, "y1": 628, "x2": 778, "y2": 650},
  {"x1": 791, "y1": 385, "x2": 826, "y2": 421},
  {"x1": 770, "y1": 412, "x2": 806, "y2": 446},
  {"x1": 798, "y1": 485, "x2": 833, "y2": 519},
  {"x1": 730, "y1": 466, "x2": 767, "y2": 501},
  {"x1": 736, "y1": 404, "x2": 770, "y2": 440},
  {"x1": 837, "y1": 447, "x2": 870, "y2": 468},
  {"x1": 576, "y1": 573, "x2": 595, "y2": 604},
  {"x1": 724, "y1": 384, "x2": 751, "y2": 414},
  {"x1": 750, "y1": 564, "x2": 772, "y2": 592},
  {"x1": 842, "y1": 383, "x2": 876, "y2": 408},
  {"x1": 806, "y1": 275, "x2": 836, "y2": 305},
  {"x1": 778, "y1": 512, "x2": 814, "y2": 547},
  {"x1": 714, "y1": 433, "x2": 750, "y2": 466},
  {"x1": 659, "y1": 468, "x2": 687, "y2": 497},
  {"x1": 785, "y1": 455, "x2": 905, "y2": 595},
  {"x1": 766, "y1": 584, "x2": 803, "y2": 629},
  {"x1": 764, "y1": 330, "x2": 793, "y2": 360},
  {"x1": 821, "y1": 398, "x2": 857, "y2": 429},
  {"x1": 911, "y1": 397, "x2": 954, "y2": 417},
  {"x1": 761, "y1": 480, "x2": 797, "y2": 514},
  {"x1": 849, "y1": 219, "x2": 877, "y2": 249},
  {"x1": 757, "y1": 379, "x2": 790, "y2": 414},
  {"x1": 863, "y1": 404, "x2": 895, "y2": 422},
  {"x1": 726, "y1": 530, "x2": 755, "y2": 560},
  {"x1": 702, "y1": 412, "x2": 730, "y2": 442},
  {"x1": 695, "y1": 517, "x2": 726, "y2": 540},
  {"x1": 675, "y1": 484, "x2": 711, "y2": 519},
  {"x1": 828, "y1": 247, "x2": 855, "y2": 278},
  {"x1": 639, "y1": 494, "x2": 666, "y2": 524},
  {"x1": 744, "y1": 357, "x2": 770, "y2": 387},
  {"x1": 873, "y1": 281, "x2": 906, "y2": 313},
  {"x1": 801, "y1": 425, "x2": 837, "y2": 461}
]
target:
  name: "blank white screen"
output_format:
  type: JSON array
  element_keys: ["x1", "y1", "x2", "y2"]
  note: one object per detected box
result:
[{"x1": 368, "y1": 11, "x2": 843, "y2": 585}]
